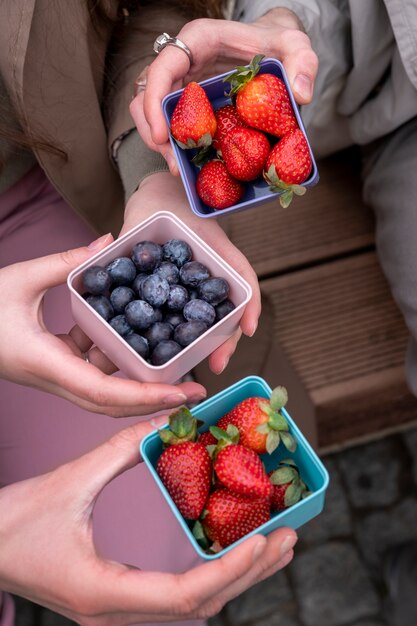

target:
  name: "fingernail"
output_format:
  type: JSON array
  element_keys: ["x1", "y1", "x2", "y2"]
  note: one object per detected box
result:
[
  {"x1": 163, "y1": 393, "x2": 187, "y2": 406},
  {"x1": 150, "y1": 416, "x2": 168, "y2": 428},
  {"x1": 187, "y1": 392, "x2": 207, "y2": 405},
  {"x1": 87, "y1": 233, "x2": 112, "y2": 250},
  {"x1": 280, "y1": 534, "x2": 298, "y2": 558},
  {"x1": 248, "y1": 322, "x2": 258, "y2": 337},
  {"x1": 293, "y1": 74, "x2": 312, "y2": 100},
  {"x1": 252, "y1": 539, "x2": 266, "y2": 563},
  {"x1": 217, "y1": 358, "x2": 229, "y2": 375},
  {"x1": 166, "y1": 154, "x2": 178, "y2": 175}
]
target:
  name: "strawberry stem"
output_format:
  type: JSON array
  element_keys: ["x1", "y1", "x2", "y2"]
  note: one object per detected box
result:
[{"x1": 224, "y1": 54, "x2": 265, "y2": 96}]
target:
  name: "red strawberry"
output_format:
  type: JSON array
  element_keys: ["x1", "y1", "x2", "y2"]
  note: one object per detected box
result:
[
  {"x1": 220, "y1": 386, "x2": 296, "y2": 455},
  {"x1": 212, "y1": 104, "x2": 248, "y2": 151},
  {"x1": 213, "y1": 441, "x2": 273, "y2": 499},
  {"x1": 201, "y1": 488, "x2": 271, "y2": 548},
  {"x1": 156, "y1": 406, "x2": 212, "y2": 520},
  {"x1": 170, "y1": 81, "x2": 217, "y2": 149},
  {"x1": 196, "y1": 160, "x2": 245, "y2": 210},
  {"x1": 269, "y1": 459, "x2": 310, "y2": 512},
  {"x1": 197, "y1": 430, "x2": 217, "y2": 447},
  {"x1": 264, "y1": 128, "x2": 312, "y2": 207},
  {"x1": 221, "y1": 127, "x2": 270, "y2": 181},
  {"x1": 225, "y1": 55, "x2": 297, "y2": 138}
]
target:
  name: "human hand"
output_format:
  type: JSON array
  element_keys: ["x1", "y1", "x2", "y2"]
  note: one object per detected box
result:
[
  {"x1": 0, "y1": 418, "x2": 297, "y2": 626},
  {"x1": 122, "y1": 171, "x2": 261, "y2": 375},
  {"x1": 130, "y1": 8, "x2": 318, "y2": 174},
  {"x1": 0, "y1": 235, "x2": 206, "y2": 416}
]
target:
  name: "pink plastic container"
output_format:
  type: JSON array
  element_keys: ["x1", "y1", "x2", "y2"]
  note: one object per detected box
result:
[{"x1": 67, "y1": 211, "x2": 252, "y2": 384}]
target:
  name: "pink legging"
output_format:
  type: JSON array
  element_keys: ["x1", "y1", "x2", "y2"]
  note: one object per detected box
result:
[{"x1": 0, "y1": 166, "x2": 204, "y2": 626}]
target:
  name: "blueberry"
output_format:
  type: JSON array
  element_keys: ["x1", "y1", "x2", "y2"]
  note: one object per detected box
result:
[
  {"x1": 109, "y1": 314, "x2": 132, "y2": 337},
  {"x1": 166, "y1": 284, "x2": 189, "y2": 311},
  {"x1": 131, "y1": 241, "x2": 163, "y2": 272},
  {"x1": 85, "y1": 295, "x2": 114, "y2": 321},
  {"x1": 183, "y1": 299, "x2": 216, "y2": 326},
  {"x1": 143, "y1": 322, "x2": 173, "y2": 350},
  {"x1": 125, "y1": 333, "x2": 149, "y2": 359},
  {"x1": 164, "y1": 312, "x2": 186, "y2": 328},
  {"x1": 215, "y1": 298, "x2": 235, "y2": 321},
  {"x1": 110, "y1": 286, "x2": 135, "y2": 314},
  {"x1": 162, "y1": 239, "x2": 192, "y2": 267},
  {"x1": 153, "y1": 307, "x2": 164, "y2": 322},
  {"x1": 154, "y1": 261, "x2": 180, "y2": 285},
  {"x1": 125, "y1": 300, "x2": 155, "y2": 330},
  {"x1": 106, "y1": 257, "x2": 136, "y2": 286},
  {"x1": 174, "y1": 321, "x2": 208, "y2": 347},
  {"x1": 179, "y1": 261, "x2": 210, "y2": 287},
  {"x1": 141, "y1": 274, "x2": 170, "y2": 308},
  {"x1": 132, "y1": 273, "x2": 149, "y2": 298},
  {"x1": 151, "y1": 340, "x2": 182, "y2": 365},
  {"x1": 82, "y1": 266, "x2": 111, "y2": 295},
  {"x1": 198, "y1": 277, "x2": 230, "y2": 305}
]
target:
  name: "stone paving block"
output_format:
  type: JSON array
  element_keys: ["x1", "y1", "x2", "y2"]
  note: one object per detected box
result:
[
  {"x1": 252, "y1": 611, "x2": 302, "y2": 626},
  {"x1": 402, "y1": 427, "x2": 417, "y2": 484},
  {"x1": 288, "y1": 541, "x2": 380, "y2": 626},
  {"x1": 336, "y1": 439, "x2": 401, "y2": 509},
  {"x1": 355, "y1": 497, "x2": 417, "y2": 570},
  {"x1": 298, "y1": 457, "x2": 352, "y2": 546},
  {"x1": 223, "y1": 570, "x2": 296, "y2": 624}
]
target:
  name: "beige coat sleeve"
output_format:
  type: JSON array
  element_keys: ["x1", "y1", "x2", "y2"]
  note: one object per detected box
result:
[{"x1": 105, "y1": 5, "x2": 190, "y2": 199}]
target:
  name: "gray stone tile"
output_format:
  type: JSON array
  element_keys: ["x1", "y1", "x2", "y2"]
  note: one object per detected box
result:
[
  {"x1": 224, "y1": 569, "x2": 297, "y2": 624},
  {"x1": 298, "y1": 457, "x2": 352, "y2": 546},
  {"x1": 355, "y1": 497, "x2": 417, "y2": 571},
  {"x1": 289, "y1": 541, "x2": 380, "y2": 626},
  {"x1": 253, "y1": 611, "x2": 301, "y2": 626},
  {"x1": 402, "y1": 427, "x2": 417, "y2": 484},
  {"x1": 336, "y1": 439, "x2": 401, "y2": 509}
]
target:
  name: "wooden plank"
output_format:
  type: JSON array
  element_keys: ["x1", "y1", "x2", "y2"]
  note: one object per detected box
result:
[{"x1": 260, "y1": 252, "x2": 417, "y2": 447}]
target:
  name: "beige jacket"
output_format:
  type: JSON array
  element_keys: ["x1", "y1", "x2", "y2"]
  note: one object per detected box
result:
[
  {"x1": 235, "y1": 0, "x2": 417, "y2": 157},
  {"x1": 0, "y1": 1, "x2": 188, "y2": 235}
]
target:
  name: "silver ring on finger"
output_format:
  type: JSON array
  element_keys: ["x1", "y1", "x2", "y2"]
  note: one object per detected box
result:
[{"x1": 153, "y1": 32, "x2": 193, "y2": 67}]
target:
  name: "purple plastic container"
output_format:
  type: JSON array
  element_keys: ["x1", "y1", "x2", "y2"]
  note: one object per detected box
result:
[{"x1": 162, "y1": 57, "x2": 319, "y2": 218}]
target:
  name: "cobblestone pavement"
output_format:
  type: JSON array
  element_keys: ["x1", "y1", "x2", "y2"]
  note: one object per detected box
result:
[{"x1": 12, "y1": 425, "x2": 417, "y2": 626}]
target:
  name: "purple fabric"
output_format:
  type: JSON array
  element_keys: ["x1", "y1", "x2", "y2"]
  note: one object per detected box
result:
[{"x1": 0, "y1": 166, "x2": 205, "y2": 626}]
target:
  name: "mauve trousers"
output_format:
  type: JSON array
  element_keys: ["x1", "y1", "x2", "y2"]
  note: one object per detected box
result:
[{"x1": 0, "y1": 166, "x2": 203, "y2": 626}]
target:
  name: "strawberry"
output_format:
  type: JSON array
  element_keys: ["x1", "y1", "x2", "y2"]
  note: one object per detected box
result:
[
  {"x1": 225, "y1": 54, "x2": 297, "y2": 138},
  {"x1": 221, "y1": 127, "x2": 270, "y2": 181},
  {"x1": 196, "y1": 159, "x2": 245, "y2": 210},
  {"x1": 220, "y1": 386, "x2": 296, "y2": 455},
  {"x1": 170, "y1": 81, "x2": 217, "y2": 149},
  {"x1": 212, "y1": 104, "x2": 248, "y2": 152},
  {"x1": 156, "y1": 406, "x2": 212, "y2": 520},
  {"x1": 210, "y1": 424, "x2": 273, "y2": 498},
  {"x1": 264, "y1": 128, "x2": 312, "y2": 208},
  {"x1": 197, "y1": 429, "x2": 217, "y2": 447},
  {"x1": 201, "y1": 487, "x2": 271, "y2": 548},
  {"x1": 269, "y1": 459, "x2": 310, "y2": 512}
]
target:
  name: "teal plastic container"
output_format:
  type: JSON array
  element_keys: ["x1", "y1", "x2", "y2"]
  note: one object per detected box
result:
[{"x1": 140, "y1": 376, "x2": 329, "y2": 560}]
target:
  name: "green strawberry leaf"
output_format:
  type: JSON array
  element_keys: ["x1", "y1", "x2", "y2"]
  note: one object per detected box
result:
[
  {"x1": 280, "y1": 431, "x2": 297, "y2": 452},
  {"x1": 292, "y1": 185, "x2": 307, "y2": 196},
  {"x1": 266, "y1": 430, "x2": 281, "y2": 454},
  {"x1": 270, "y1": 386, "x2": 288, "y2": 411},
  {"x1": 270, "y1": 466, "x2": 297, "y2": 485},
  {"x1": 192, "y1": 520, "x2": 210, "y2": 549},
  {"x1": 284, "y1": 481, "x2": 303, "y2": 507},
  {"x1": 279, "y1": 190, "x2": 294, "y2": 208},
  {"x1": 269, "y1": 412, "x2": 290, "y2": 432}
]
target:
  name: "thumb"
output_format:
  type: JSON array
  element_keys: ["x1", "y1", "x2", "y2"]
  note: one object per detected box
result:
[
  {"x1": 23, "y1": 233, "x2": 114, "y2": 294},
  {"x1": 283, "y1": 44, "x2": 318, "y2": 104},
  {"x1": 67, "y1": 417, "x2": 168, "y2": 500}
]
